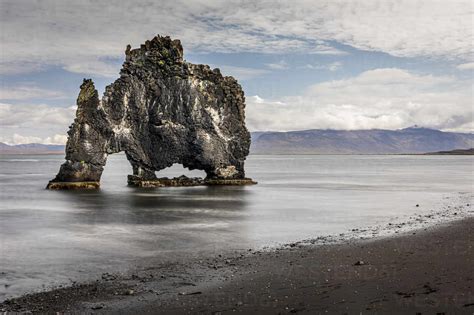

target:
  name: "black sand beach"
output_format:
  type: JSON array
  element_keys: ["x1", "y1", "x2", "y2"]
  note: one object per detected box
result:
[{"x1": 2, "y1": 214, "x2": 473, "y2": 314}]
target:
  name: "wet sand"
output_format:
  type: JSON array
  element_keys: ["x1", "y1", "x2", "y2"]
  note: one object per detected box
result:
[{"x1": 1, "y1": 213, "x2": 473, "y2": 314}]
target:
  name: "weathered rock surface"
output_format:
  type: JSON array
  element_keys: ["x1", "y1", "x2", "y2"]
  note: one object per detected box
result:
[{"x1": 47, "y1": 35, "x2": 254, "y2": 189}]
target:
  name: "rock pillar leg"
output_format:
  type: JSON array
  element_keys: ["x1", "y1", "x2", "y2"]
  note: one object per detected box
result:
[{"x1": 47, "y1": 79, "x2": 111, "y2": 189}]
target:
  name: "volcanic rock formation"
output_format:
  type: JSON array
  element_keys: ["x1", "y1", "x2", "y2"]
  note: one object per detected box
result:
[{"x1": 47, "y1": 35, "x2": 254, "y2": 189}]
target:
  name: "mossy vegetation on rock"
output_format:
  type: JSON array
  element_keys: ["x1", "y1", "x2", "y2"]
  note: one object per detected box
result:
[
  {"x1": 47, "y1": 35, "x2": 253, "y2": 189},
  {"x1": 46, "y1": 181, "x2": 100, "y2": 190}
]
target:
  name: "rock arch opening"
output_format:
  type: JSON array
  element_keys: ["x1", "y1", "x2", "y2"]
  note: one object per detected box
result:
[
  {"x1": 99, "y1": 152, "x2": 132, "y2": 187},
  {"x1": 156, "y1": 164, "x2": 206, "y2": 179}
]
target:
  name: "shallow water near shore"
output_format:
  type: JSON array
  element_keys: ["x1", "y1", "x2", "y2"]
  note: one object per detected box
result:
[{"x1": 0, "y1": 154, "x2": 473, "y2": 300}]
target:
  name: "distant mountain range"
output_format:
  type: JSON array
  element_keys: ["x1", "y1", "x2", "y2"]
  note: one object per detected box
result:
[
  {"x1": 0, "y1": 142, "x2": 65, "y2": 154},
  {"x1": 1, "y1": 127, "x2": 473, "y2": 155},
  {"x1": 250, "y1": 127, "x2": 474, "y2": 154}
]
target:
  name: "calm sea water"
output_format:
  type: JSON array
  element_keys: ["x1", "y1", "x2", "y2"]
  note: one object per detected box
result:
[{"x1": 0, "y1": 154, "x2": 473, "y2": 300}]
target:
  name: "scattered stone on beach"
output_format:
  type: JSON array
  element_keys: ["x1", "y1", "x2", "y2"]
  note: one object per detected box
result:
[
  {"x1": 422, "y1": 283, "x2": 438, "y2": 294},
  {"x1": 101, "y1": 273, "x2": 117, "y2": 281},
  {"x1": 396, "y1": 290, "x2": 415, "y2": 298},
  {"x1": 47, "y1": 35, "x2": 254, "y2": 190},
  {"x1": 91, "y1": 304, "x2": 104, "y2": 310},
  {"x1": 177, "y1": 282, "x2": 196, "y2": 287},
  {"x1": 179, "y1": 291, "x2": 202, "y2": 295},
  {"x1": 416, "y1": 204, "x2": 420, "y2": 207},
  {"x1": 354, "y1": 260, "x2": 365, "y2": 266}
]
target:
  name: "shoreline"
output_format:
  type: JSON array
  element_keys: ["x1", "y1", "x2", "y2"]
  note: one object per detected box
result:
[{"x1": 1, "y1": 196, "x2": 472, "y2": 313}]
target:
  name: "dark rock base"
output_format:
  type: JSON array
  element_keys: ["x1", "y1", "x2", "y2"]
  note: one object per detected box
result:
[
  {"x1": 46, "y1": 181, "x2": 100, "y2": 190},
  {"x1": 46, "y1": 176, "x2": 257, "y2": 190},
  {"x1": 205, "y1": 178, "x2": 258, "y2": 185},
  {"x1": 127, "y1": 175, "x2": 257, "y2": 188}
]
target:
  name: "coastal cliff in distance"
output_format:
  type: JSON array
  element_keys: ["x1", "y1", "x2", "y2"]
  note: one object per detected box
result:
[
  {"x1": 46, "y1": 35, "x2": 254, "y2": 189},
  {"x1": 250, "y1": 127, "x2": 474, "y2": 154},
  {"x1": 424, "y1": 148, "x2": 474, "y2": 155}
]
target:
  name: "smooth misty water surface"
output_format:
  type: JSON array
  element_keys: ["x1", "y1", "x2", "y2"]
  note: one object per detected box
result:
[{"x1": 0, "y1": 154, "x2": 473, "y2": 299}]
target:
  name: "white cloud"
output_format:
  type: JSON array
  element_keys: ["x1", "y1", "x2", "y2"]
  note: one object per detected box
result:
[
  {"x1": 0, "y1": 103, "x2": 75, "y2": 144},
  {"x1": 0, "y1": 103, "x2": 75, "y2": 127},
  {"x1": 246, "y1": 68, "x2": 473, "y2": 132},
  {"x1": 63, "y1": 59, "x2": 120, "y2": 78},
  {"x1": 0, "y1": 62, "x2": 46, "y2": 75},
  {"x1": 310, "y1": 46, "x2": 348, "y2": 56},
  {"x1": 10, "y1": 134, "x2": 42, "y2": 144},
  {"x1": 0, "y1": 0, "x2": 472, "y2": 76},
  {"x1": 0, "y1": 86, "x2": 66, "y2": 100},
  {"x1": 210, "y1": 65, "x2": 269, "y2": 80},
  {"x1": 327, "y1": 62, "x2": 342, "y2": 72},
  {"x1": 457, "y1": 62, "x2": 474, "y2": 70},
  {"x1": 0, "y1": 133, "x2": 68, "y2": 145},
  {"x1": 305, "y1": 61, "x2": 342, "y2": 72},
  {"x1": 265, "y1": 60, "x2": 289, "y2": 70},
  {"x1": 44, "y1": 134, "x2": 68, "y2": 145}
]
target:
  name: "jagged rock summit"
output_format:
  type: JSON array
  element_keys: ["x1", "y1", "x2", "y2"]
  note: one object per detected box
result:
[{"x1": 47, "y1": 35, "x2": 255, "y2": 189}]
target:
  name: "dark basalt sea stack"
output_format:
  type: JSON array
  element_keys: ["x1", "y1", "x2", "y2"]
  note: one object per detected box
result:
[{"x1": 47, "y1": 35, "x2": 255, "y2": 189}]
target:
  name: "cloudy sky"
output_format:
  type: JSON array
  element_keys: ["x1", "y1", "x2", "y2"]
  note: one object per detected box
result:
[{"x1": 0, "y1": 0, "x2": 473, "y2": 144}]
